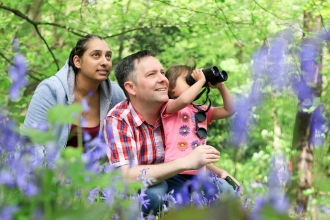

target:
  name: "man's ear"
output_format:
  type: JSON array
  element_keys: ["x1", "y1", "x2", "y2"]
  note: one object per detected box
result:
[
  {"x1": 73, "y1": 55, "x2": 81, "y2": 68},
  {"x1": 124, "y1": 81, "x2": 136, "y2": 96}
]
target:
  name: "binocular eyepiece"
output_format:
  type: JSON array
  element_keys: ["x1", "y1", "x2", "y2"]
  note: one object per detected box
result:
[{"x1": 186, "y1": 66, "x2": 228, "y2": 86}]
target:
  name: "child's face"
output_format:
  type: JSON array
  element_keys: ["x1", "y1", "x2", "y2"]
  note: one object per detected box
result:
[{"x1": 170, "y1": 70, "x2": 191, "y2": 98}]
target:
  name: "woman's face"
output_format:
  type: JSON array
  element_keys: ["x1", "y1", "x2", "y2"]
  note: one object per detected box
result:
[{"x1": 74, "y1": 38, "x2": 112, "y2": 82}]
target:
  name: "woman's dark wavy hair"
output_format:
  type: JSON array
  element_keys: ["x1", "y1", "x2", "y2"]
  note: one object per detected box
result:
[{"x1": 68, "y1": 34, "x2": 104, "y2": 74}]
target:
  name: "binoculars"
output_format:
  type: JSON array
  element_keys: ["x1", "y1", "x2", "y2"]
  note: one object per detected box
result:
[{"x1": 186, "y1": 66, "x2": 228, "y2": 86}]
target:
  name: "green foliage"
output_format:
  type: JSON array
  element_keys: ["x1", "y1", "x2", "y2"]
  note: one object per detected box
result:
[
  {"x1": 47, "y1": 104, "x2": 82, "y2": 124},
  {"x1": 1, "y1": 0, "x2": 330, "y2": 219}
]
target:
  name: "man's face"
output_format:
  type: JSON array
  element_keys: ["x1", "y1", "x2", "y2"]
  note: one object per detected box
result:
[{"x1": 131, "y1": 56, "x2": 169, "y2": 104}]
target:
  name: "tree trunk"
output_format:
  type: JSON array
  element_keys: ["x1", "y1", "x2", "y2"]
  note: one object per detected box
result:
[{"x1": 291, "y1": 2, "x2": 323, "y2": 214}]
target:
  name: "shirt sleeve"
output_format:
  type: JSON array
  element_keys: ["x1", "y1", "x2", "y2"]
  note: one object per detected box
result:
[
  {"x1": 103, "y1": 114, "x2": 137, "y2": 167},
  {"x1": 160, "y1": 99, "x2": 172, "y2": 118}
]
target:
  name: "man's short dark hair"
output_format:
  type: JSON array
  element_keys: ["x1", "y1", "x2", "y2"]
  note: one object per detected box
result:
[{"x1": 115, "y1": 50, "x2": 157, "y2": 99}]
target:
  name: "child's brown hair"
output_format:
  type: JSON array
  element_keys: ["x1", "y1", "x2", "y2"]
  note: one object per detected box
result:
[{"x1": 165, "y1": 59, "x2": 196, "y2": 99}]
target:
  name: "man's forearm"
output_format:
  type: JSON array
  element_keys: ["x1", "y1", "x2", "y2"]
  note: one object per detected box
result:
[
  {"x1": 120, "y1": 145, "x2": 221, "y2": 185},
  {"x1": 121, "y1": 159, "x2": 187, "y2": 184}
]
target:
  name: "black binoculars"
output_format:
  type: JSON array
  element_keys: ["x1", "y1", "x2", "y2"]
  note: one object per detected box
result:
[{"x1": 186, "y1": 66, "x2": 228, "y2": 86}]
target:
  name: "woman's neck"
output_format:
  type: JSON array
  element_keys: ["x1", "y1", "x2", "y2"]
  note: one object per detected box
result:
[{"x1": 74, "y1": 74, "x2": 99, "y2": 99}]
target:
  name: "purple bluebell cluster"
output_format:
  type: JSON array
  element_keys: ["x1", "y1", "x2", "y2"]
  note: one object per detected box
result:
[
  {"x1": 7, "y1": 38, "x2": 28, "y2": 101},
  {"x1": 231, "y1": 29, "x2": 328, "y2": 148},
  {"x1": 248, "y1": 153, "x2": 291, "y2": 219},
  {"x1": 0, "y1": 205, "x2": 19, "y2": 220},
  {"x1": 231, "y1": 94, "x2": 253, "y2": 147},
  {"x1": 0, "y1": 112, "x2": 41, "y2": 198},
  {"x1": 310, "y1": 106, "x2": 327, "y2": 147}
]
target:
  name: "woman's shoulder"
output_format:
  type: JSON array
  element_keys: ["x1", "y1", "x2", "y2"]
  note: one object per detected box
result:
[
  {"x1": 33, "y1": 75, "x2": 66, "y2": 98},
  {"x1": 110, "y1": 80, "x2": 125, "y2": 98},
  {"x1": 110, "y1": 80, "x2": 121, "y2": 90}
]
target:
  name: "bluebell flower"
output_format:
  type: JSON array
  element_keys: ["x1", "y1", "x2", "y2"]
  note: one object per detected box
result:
[
  {"x1": 135, "y1": 189, "x2": 150, "y2": 209},
  {"x1": 267, "y1": 153, "x2": 291, "y2": 189},
  {"x1": 191, "y1": 192, "x2": 204, "y2": 208},
  {"x1": 8, "y1": 52, "x2": 28, "y2": 101},
  {"x1": 76, "y1": 189, "x2": 81, "y2": 198},
  {"x1": 0, "y1": 118, "x2": 21, "y2": 154},
  {"x1": 103, "y1": 164, "x2": 116, "y2": 173},
  {"x1": 248, "y1": 79, "x2": 265, "y2": 107},
  {"x1": 267, "y1": 31, "x2": 293, "y2": 93},
  {"x1": 317, "y1": 29, "x2": 330, "y2": 41},
  {"x1": 82, "y1": 134, "x2": 109, "y2": 173},
  {"x1": 161, "y1": 189, "x2": 177, "y2": 212},
  {"x1": 87, "y1": 188, "x2": 100, "y2": 204},
  {"x1": 0, "y1": 170, "x2": 16, "y2": 188},
  {"x1": 0, "y1": 205, "x2": 19, "y2": 220},
  {"x1": 33, "y1": 207, "x2": 44, "y2": 220},
  {"x1": 310, "y1": 106, "x2": 327, "y2": 147},
  {"x1": 21, "y1": 181, "x2": 39, "y2": 197},
  {"x1": 252, "y1": 47, "x2": 268, "y2": 79},
  {"x1": 249, "y1": 153, "x2": 291, "y2": 219},
  {"x1": 319, "y1": 204, "x2": 330, "y2": 215},
  {"x1": 44, "y1": 142, "x2": 60, "y2": 169},
  {"x1": 101, "y1": 187, "x2": 116, "y2": 205},
  {"x1": 175, "y1": 185, "x2": 190, "y2": 207},
  {"x1": 291, "y1": 77, "x2": 314, "y2": 108},
  {"x1": 81, "y1": 98, "x2": 90, "y2": 113},
  {"x1": 231, "y1": 95, "x2": 252, "y2": 147}
]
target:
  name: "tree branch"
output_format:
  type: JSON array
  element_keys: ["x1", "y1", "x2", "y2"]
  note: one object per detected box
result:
[
  {"x1": 252, "y1": 0, "x2": 302, "y2": 33},
  {"x1": 0, "y1": 4, "x2": 61, "y2": 69},
  {"x1": 0, "y1": 51, "x2": 45, "y2": 82},
  {"x1": 0, "y1": 51, "x2": 12, "y2": 64}
]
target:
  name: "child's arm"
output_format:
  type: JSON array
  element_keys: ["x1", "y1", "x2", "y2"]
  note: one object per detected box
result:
[
  {"x1": 165, "y1": 69, "x2": 206, "y2": 114},
  {"x1": 209, "y1": 82, "x2": 236, "y2": 120}
]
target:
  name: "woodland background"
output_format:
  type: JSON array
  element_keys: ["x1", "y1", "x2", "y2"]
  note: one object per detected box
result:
[{"x1": 1, "y1": 0, "x2": 330, "y2": 219}]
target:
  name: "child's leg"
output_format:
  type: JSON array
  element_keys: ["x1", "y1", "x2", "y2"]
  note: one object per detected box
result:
[
  {"x1": 166, "y1": 174, "x2": 194, "y2": 198},
  {"x1": 214, "y1": 177, "x2": 237, "y2": 198},
  {"x1": 143, "y1": 181, "x2": 168, "y2": 216}
]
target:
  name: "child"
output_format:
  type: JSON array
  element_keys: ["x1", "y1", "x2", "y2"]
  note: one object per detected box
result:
[{"x1": 162, "y1": 64, "x2": 241, "y2": 197}]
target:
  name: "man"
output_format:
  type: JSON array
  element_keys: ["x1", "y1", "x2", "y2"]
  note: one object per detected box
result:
[{"x1": 103, "y1": 50, "x2": 222, "y2": 215}]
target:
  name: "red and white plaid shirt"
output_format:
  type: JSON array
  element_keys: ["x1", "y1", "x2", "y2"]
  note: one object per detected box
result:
[{"x1": 103, "y1": 100, "x2": 165, "y2": 167}]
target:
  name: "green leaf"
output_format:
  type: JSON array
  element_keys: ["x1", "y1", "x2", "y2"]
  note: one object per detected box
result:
[
  {"x1": 302, "y1": 188, "x2": 315, "y2": 196},
  {"x1": 20, "y1": 127, "x2": 55, "y2": 144},
  {"x1": 53, "y1": 203, "x2": 110, "y2": 220},
  {"x1": 47, "y1": 104, "x2": 82, "y2": 124}
]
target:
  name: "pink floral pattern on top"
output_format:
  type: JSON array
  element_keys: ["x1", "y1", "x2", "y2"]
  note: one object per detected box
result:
[
  {"x1": 177, "y1": 139, "x2": 189, "y2": 151},
  {"x1": 161, "y1": 100, "x2": 214, "y2": 175},
  {"x1": 191, "y1": 140, "x2": 200, "y2": 149},
  {"x1": 179, "y1": 125, "x2": 190, "y2": 136},
  {"x1": 181, "y1": 111, "x2": 190, "y2": 123}
]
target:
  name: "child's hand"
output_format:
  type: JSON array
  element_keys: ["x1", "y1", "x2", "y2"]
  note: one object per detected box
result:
[
  {"x1": 208, "y1": 81, "x2": 224, "y2": 89},
  {"x1": 224, "y1": 175, "x2": 244, "y2": 196},
  {"x1": 191, "y1": 69, "x2": 206, "y2": 83}
]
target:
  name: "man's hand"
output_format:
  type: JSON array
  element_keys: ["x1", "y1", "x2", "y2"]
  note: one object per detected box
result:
[{"x1": 181, "y1": 145, "x2": 220, "y2": 170}]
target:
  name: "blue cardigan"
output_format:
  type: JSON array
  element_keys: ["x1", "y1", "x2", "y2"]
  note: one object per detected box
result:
[{"x1": 22, "y1": 60, "x2": 125, "y2": 156}]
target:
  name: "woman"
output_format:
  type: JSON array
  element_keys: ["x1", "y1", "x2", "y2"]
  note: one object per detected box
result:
[{"x1": 23, "y1": 34, "x2": 125, "y2": 153}]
